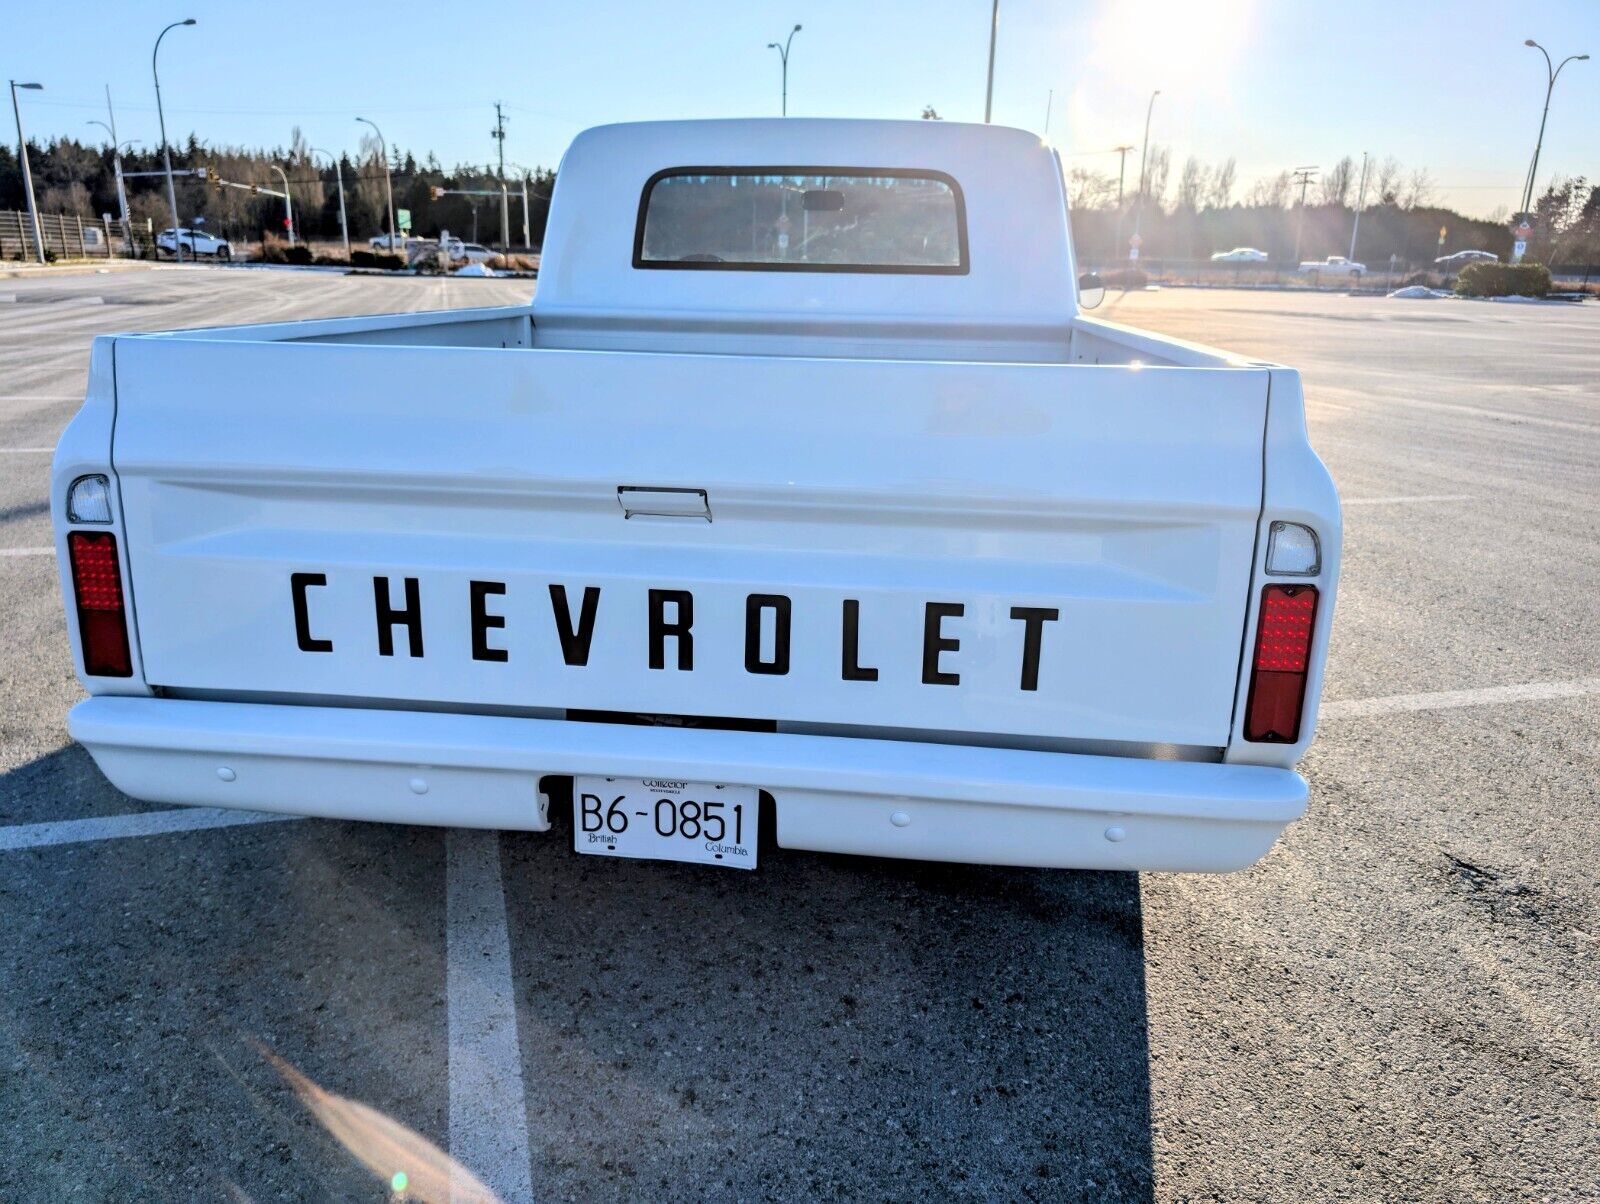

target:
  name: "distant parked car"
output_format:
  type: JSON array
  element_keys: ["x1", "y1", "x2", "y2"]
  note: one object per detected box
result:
[
  {"x1": 1211, "y1": 247, "x2": 1269, "y2": 263},
  {"x1": 1434, "y1": 250, "x2": 1498, "y2": 269},
  {"x1": 1298, "y1": 256, "x2": 1365, "y2": 283},
  {"x1": 368, "y1": 233, "x2": 409, "y2": 250},
  {"x1": 447, "y1": 240, "x2": 496, "y2": 264},
  {"x1": 155, "y1": 227, "x2": 232, "y2": 261}
]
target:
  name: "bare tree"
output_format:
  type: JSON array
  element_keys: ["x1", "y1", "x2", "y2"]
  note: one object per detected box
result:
[
  {"x1": 287, "y1": 126, "x2": 325, "y2": 239},
  {"x1": 1320, "y1": 156, "x2": 1354, "y2": 207},
  {"x1": 1067, "y1": 167, "x2": 1118, "y2": 209},
  {"x1": 1176, "y1": 156, "x2": 1207, "y2": 211},
  {"x1": 1402, "y1": 168, "x2": 1434, "y2": 210},
  {"x1": 1208, "y1": 157, "x2": 1237, "y2": 209},
  {"x1": 1375, "y1": 156, "x2": 1402, "y2": 204},
  {"x1": 353, "y1": 132, "x2": 390, "y2": 235},
  {"x1": 920, "y1": 106, "x2": 942, "y2": 120},
  {"x1": 1244, "y1": 170, "x2": 1292, "y2": 208}
]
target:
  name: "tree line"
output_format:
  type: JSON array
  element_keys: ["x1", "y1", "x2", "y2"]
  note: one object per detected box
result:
[
  {"x1": 0, "y1": 128, "x2": 555, "y2": 249},
  {"x1": 1064, "y1": 148, "x2": 1598, "y2": 268}
]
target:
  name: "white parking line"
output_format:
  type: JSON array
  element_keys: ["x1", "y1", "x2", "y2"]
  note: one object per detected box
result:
[
  {"x1": 0, "y1": 548, "x2": 55, "y2": 558},
  {"x1": 0, "y1": 806, "x2": 300, "y2": 851},
  {"x1": 1341, "y1": 494, "x2": 1474, "y2": 506},
  {"x1": 446, "y1": 829, "x2": 535, "y2": 1203},
  {"x1": 1322, "y1": 677, "x2": 1600, "y2": 720}
]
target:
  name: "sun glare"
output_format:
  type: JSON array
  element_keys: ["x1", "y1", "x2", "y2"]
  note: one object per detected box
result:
[{"x1": 1093, "y1": 0, "x2": 1255, "y2": 91}]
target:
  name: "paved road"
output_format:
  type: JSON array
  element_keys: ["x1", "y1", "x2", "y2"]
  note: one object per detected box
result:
[{"x1": 2, "y1": 269, "x2": 1596, "y2": 1201}]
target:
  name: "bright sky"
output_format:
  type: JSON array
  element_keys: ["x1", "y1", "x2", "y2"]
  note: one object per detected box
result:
[{"x1": 9, "y1": 0, "x2": 1597, "y2": 218}]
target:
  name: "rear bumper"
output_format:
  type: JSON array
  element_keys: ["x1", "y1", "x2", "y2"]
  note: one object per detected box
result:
[{"x1": 70, "y1": 697, "x2": 1307, "y2": 873}]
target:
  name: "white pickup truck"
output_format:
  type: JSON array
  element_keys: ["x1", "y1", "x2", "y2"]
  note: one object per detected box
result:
[{"x1": 53, "y1": 119, "x2": 1339, "y2": 873}]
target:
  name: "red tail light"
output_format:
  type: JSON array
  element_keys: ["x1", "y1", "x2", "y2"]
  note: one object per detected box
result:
[
  {"x1": 1244, "y1": 584, "x2": 1318, "y2": 742},
  {"x1": 67, "y1": 531, "x2": 133, "y2": 677}
]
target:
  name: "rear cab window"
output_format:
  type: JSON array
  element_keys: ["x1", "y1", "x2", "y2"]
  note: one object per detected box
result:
[{"x1": 634, "y1": 168, "x2": 969, "y2": 275}]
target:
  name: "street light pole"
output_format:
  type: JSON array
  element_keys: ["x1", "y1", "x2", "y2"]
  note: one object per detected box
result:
[
  {"x1": 1517, "y1": 40, "x2": 1589, "y2": 223},
  {"x1": 1131, "y1": 90, "x2": 1160, "y2": 254},
  {"x1": 984, "y1": 0, "x2": 999, "y2": 123},
  {"x1": 766, "y1": 25, "x2": 802, "y2": 116},
  {"x1": 153, "y1": 18, "x2": 196, "y2": 263},
  {"x1": 356, "y1": 116, "x2": 398, "y2": 251},
  {"x1": 10, "y1": 81, "x2": 46, "y2": 264},
  {"x1": 269, "y1": 164, "x2": 294, "y2": 245},
  {"x1": 311, "y1": 148, "x2": 350, "y2": 260}
]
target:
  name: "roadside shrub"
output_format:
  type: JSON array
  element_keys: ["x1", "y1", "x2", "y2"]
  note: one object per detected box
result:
[
  {"x1": 1454, "y1": 261, "x2": 1550, "y2": 298},
  {"x1": 312, "y1": 254, "x2": 349, "y2": 267},
  {"x1": 255, "y1": 235, "x2": 311, "y2": 265},
  {"x1": 1099, "y1": 267, "x2": 1149, "y2": 290},
  {"x1": 486, "y1": 253, "x2": 538, "y2": 273},
  {"x1": 348, "y1": 248, "x2": 406, "y2": 271}
]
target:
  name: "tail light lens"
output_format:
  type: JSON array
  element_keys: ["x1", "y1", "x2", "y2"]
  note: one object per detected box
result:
[
  {"x1": 1244, "y1": 584, "x2": 1318, "y2": 742},
  {"x1": 67, "y1": 531, "x2": 133, "y2": 677}
]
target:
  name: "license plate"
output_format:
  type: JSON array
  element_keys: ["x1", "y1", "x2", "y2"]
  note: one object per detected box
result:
[{"x1": 572, "y1": 776, "x2": 759, "y2": 870}]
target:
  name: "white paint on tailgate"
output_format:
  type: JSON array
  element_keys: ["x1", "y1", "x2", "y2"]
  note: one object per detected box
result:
[{"x1": 110, "y1": 339, "x2": 1268, "y2": 747}]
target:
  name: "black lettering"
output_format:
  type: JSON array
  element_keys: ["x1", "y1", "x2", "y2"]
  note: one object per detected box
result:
[
  {"x1": 1009, "y1": 606, "x2": 1059, "y2": 691},
  {"x1": 291, "y1": 572, "x2": 332, "y2": 653},
  {"x1": 648, "y1": 589, "x2": 694, "y2": 671},
  {"x1": 549, "y1": 584, "x2": 601, "y2": 666},
  {"x1": 744, "y1": 594, "x2": 792, "y2": 675},
  {"x1": 374, "y1": 575, "x2": 424, "y2": 658},
  {"x1": 470, "y1": 581, "x2": 508, "y2": 662},
  {"x1": 579, "y1": 793, "x2": 602, "y2": 832},
  {"x1": 922, "y1": 602, "x2": 963, "y2": 686},
  {"x1": 841, "y1": 598, "x2": 878, "y2": 681}
]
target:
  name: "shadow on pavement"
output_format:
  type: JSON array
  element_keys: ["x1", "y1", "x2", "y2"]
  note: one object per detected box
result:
[{"x1": 503, "y1": 829, "x2": 1155, "y2": 1201}]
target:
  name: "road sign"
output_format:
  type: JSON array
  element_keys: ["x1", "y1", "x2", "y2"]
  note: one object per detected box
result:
[
  {"x1": 1514, "y1": 222, "x2": 1531, "y2": 240},
  {"x1": 1512, "y1": 239, "x2": 1527, "y2": 260},
  {"x1": 397, "y1": 208, "x2": 412, "y2": 232},
  {"x1": 1129, "y1": 233, "x2": 1142, "y2": 247}
]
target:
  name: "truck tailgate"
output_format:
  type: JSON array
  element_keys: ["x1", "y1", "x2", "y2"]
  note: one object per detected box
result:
[{"x1": 110, "y1": 338, "x2": 1266, "y2": 749}]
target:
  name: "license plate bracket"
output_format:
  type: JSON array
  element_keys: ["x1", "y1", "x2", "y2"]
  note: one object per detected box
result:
[{"x1": 572, "y1": 776, "x2": 759, "y2": 870}]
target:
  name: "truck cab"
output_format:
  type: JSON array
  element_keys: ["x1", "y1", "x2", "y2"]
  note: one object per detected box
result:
[{"x1": 53, "y1": 119, "x2": 1339, "y2": 873}]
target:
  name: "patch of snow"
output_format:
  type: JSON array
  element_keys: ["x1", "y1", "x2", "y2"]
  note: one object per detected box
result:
[
  {"x1": 1387, "y1": 286, "x2": 1454, "y2": 299},
  {"x1": 454, "y1": 262, "x2": 495, "y2": 277}
]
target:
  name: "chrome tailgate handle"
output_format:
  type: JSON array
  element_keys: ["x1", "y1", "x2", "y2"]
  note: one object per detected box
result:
[{"x1": 617, "y1": 486, "x2": 711, "y2": 521}]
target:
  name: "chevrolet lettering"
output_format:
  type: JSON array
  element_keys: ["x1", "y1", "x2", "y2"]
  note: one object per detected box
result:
[{"x1": 53, "y1": 118, "x2": 1340, "y2": 872}]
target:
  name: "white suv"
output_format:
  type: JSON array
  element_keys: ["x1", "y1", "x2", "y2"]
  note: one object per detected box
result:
[{"x1": 156, "y1": 227, "x2": 233, "y2": 261}]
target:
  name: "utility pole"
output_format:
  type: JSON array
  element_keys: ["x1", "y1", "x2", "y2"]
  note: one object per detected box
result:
[
  {"x1": 97, "y1": 87, "x2": 134, "y2": 255},
  {"x1": 1348, "y1": 151, "x2": 1370, "y2": 261},
  {"x1": 984, "y1": 0, "x2": 999, "y2": 123},
  {"x1": 1112, "y1": 144, "x2": 1134, "y2": 266},
  {"x1": 491, "y1": 101, "x2": 510, "y2": 250},
  {"x1": 1291, "y1": 165, "x2": 1318, "y2": 265}
]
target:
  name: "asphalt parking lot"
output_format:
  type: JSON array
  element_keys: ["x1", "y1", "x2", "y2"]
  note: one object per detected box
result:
[{"x1": 2, "y1": 268, "x2": 1597, "y2": 1201}]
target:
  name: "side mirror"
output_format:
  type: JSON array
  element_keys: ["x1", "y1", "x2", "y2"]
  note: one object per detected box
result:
[{"x1": 1077, "y1": 272, "x2": 1105, "y2": 310}]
